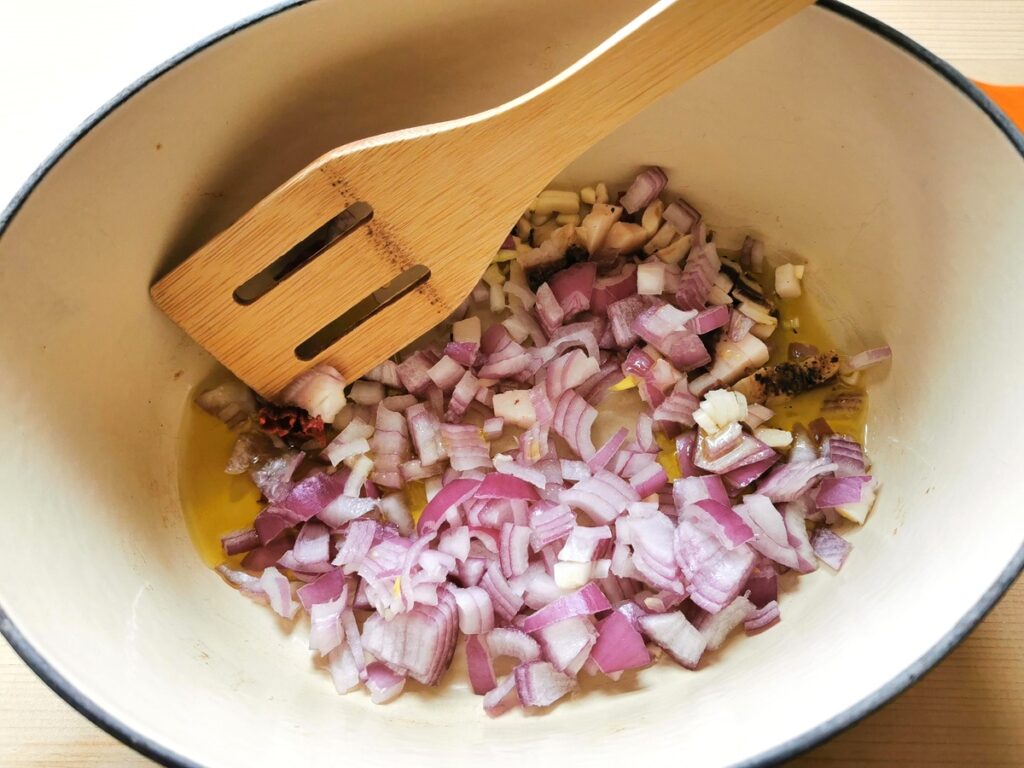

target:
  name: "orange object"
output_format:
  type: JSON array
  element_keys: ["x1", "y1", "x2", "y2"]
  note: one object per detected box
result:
[{"x1": 974, "y1": 81, "x2": 1024, "y2": 129}]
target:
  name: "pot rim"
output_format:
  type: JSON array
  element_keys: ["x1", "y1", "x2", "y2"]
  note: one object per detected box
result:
[{"x1": 0, "y1": 2, "x2": 1020, "y2": 766}]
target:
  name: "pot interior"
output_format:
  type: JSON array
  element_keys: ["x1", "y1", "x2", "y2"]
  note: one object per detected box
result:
[{"x1": 0, "y1": 2, "x2": 1021, "y2": 766}]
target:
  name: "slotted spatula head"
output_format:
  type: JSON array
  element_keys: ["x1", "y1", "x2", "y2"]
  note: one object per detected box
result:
[{"x1": 151, "y1": 0, "x2": 811, "y2": 399}]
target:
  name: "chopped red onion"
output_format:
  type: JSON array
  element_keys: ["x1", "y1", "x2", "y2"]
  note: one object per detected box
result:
[
  {"x1": 361, "y1": 589, "x2": 458, "y2": 685},
  {"x1": 823, "y1": 435, "x2": 867, "y2": 477},
  {"x1": 663, "y1": 197, "x2": 701, "y2": 234},
  {"x1": 417, "y1": 478, "x2": 480, "y2": 535},
  {"x1": 744, "y1": 599, "x2": 780, "y2": 634},
  {"x1": 529, "y1": 504, "x2": 575, "y2": 550},
  {"x1": 552, "y1": 390, "x2": 598, "y2": 459},
  {"x1": 534, "y1": 616, "x2": 597, "y2": 674},
  {"x1": 364, "y1": 661, "x2": 407, "y2": 704},
  {"x1": 363, "y1": 360, "x2": 401, "y2": 388},
  {"x1": 846, "y1": 345, "x2": 892, "y2": 371},
  {"x1": 674, "y1": 515, "x2": 756, "y2": 613},
  {"x1": 450, "y1": 585, "x2": 496, "y2": 634},
  {"x1": 544, "y1": 349, "x2": 601, "y2": 402},
  {"x1": 260, "y1": 566, "x2": 297, "y2": 619},
  {"x1": 620, "y1": 167, "x2": 668, "y2": 213},
  {"x1": 589, "y1": 614, "x2": 651, "y2": 671},
  {"x1": 293, "y1": 520, "x2": 330, "y2": 565},
  {"x1": 549, "y1": 262, "x2": 596, "y2": 319},
  {"x1": 588, "y1": 427, "x2": 628, "y2": 472},
  {"x1": 521, "y1": 583, "x2": 611, "y2": 633},
  {"x1": 697, "y1": 594, "x2": 754, "y2": 650},
  {"x1": 487, "y1": 627, "x2": 541, "y2": 662},
  {"x1": 221, "y1": 528, "x2": 260, "y2": 556},
  {"x1": 637, "y1": 261, "x2": 666, "y2": 295},
  {"x1": 396, "y1": 350, "x2": 438, "y2": 395},
  {"x1": 440, "y1": 424, "x2": 491, "y2": 471},
  {"x1": 638, "y1": 611, "x2": 705, "y2": 669},
  {"x1": 816, "y1": 475, "x2": 872, "y2": 508},
  {"x1": 499, "y1": 523, "x2": 532, "y2": 578},
  {"x1": 535, "y1": 283, "x2": 565, "y2": 335},
  {"x1": 480, "y1": 560, "x2": 525, "y2": 621},
  {"x1": 591, "y1": 265, "x2": 638, "y2": 315},
  {"x1": 756, "y1": 458, "x2": 838, "y2": 502},
  {"x1": 561, "y1": 470, "x2": 639, "y2": 524},
  {"x1": 514, "y1": 661, "x2": 577, "y2": 708},
  {"x1": 281, "y1": 364, "x2": 347, "y2": 423},
  {"x1": 687, "y1": 304, "x2": 730, "y2": 335},
  {"x1": 811, "y1": 527, "x2": 852, "y2": 571},
  {"x1": 466, "y1": 634, "x2": 497, "y2": 695},
  {"x1": 727, "y1": 310, "x2": 756, "y2": 341},
  {"x1": 693, "y1": 499, "x2": 754, "y2": 548},
  {"x1": 426, "y1": 355, "x2": 466, "y2": 393},
  {"x1": 630, "y1": 462, "x2": 668, "y2": 498}
]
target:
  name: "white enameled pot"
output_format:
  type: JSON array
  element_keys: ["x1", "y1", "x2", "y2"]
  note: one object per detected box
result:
[{"x1": 0, "y1": 2, "x2": 1021, "y2": 766}]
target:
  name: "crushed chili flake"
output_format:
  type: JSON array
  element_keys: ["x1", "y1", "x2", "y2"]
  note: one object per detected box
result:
[{"x1": 258, "y1": 403, "x2": 325, "y2": 449}]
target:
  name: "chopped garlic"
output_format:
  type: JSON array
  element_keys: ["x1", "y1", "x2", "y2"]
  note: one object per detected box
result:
[
  {"x1": 530, "y1": 189, "x2": 580, "y2": 216},
  {"x1": 775, "y1": 263, "x2": 803, "y2": 299},
  {"x1": 641, "y1": 199, "x2": 665, "y2": 237},
  {"x1": 693, "y1": 388, "x2": 748, "y2": 433},
  {"x1": 644, "y1": 221, "x2": 678, "y2": 254},
  {"x1": 655, "y1": 232, "x2": 693, "y2": 265},
  {"x1": 754, "y1": 427, "x2": 793, "y2": 448},
  {"x1": 483, "y1": 264, "x2": 505, "y2": 287},
  {"x1": 837, "y1": 481, "x2": 877, "y2": 524}
]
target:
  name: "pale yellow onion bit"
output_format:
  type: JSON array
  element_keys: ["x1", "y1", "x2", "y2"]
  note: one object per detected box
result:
[
  {"x1": 595, "y1": 182, "x2": 610, "y2": 204},
  {"x1": 693, "y1": 388, "x2": 748, "y2": 433},
  {"x1": 452, "y1": 316, "x2": 481, "y2": 344},
  {"x1": 775, "y1": 263, "x2": 804, "y2": 299},
  {"x1": 754, "y1": 427, "x2": 793, "y2": 448},
  {"x1": 580, "y1": 186, "x2": 596, "y2": 205}
]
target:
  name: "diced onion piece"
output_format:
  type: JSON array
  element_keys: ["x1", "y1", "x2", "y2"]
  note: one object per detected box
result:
[
  {"x1": 754, "y1": 427, "x2": 793, "y2": 448},
  {"x1": 637, "y1": 262, "x2": 666, "y2": 295},
  {"x1": 774, "y1": 263, "x2": 803, "y2": 299},
  {"x1": 693, "y1": 388, "x2": 747, "y2": 433},
  {"x1": 453, "y1": 316, "x2": 482, "y2": 344},
  {"x1": 493, "y1": 389, "x2": 537, "y2": 429}
]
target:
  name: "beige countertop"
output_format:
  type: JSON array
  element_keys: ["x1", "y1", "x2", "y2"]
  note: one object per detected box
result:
[{"x1": 0, "y1": 1, "x2": 1021, "y2": 765}]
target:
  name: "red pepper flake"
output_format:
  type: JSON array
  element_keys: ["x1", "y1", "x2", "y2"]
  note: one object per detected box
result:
[{"x1": 258, "y1": 403, "x2": 325, "y2": 449}]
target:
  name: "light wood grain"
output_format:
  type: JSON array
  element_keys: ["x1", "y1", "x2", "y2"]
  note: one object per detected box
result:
[
  {"x1": 2, "y1": 1, "x2": 1022, "y2": 766},
  {"x1": 151, "y1": 0, "x2": 809, "y2": 398}
]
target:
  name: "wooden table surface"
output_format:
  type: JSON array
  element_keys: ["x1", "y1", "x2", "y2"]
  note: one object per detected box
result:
[{"x1": 0, "y1": 1, "x2": 1022, "y2": 766}]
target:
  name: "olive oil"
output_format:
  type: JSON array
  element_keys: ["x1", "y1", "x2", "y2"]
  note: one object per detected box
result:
[
  {"x1": 769, "y1": 292, "x2": 868, "y2": 445},
  {"x1": 178, "y1": 401, "x2": 262, "y2": 566},
  {"x1": 178, "y1": 285, "x2": 866, "y2": 565}
]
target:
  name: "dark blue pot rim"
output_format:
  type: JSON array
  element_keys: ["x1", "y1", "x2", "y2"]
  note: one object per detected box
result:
[{"x1": 0, "y1": 2, "x2": 1021, "y2": 766}]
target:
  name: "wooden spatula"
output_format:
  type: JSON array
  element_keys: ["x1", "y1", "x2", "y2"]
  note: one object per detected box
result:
[{"x1": 151, "y1": 0, "x2": 810, "y2": 399}]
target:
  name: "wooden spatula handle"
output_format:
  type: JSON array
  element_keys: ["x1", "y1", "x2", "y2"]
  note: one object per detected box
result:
[
  {"x1": 460, "y1": 0, "x2": 811, "y2": 194},
  {"x1": 152, "y1": 0, "x2": 811, "y2": 397}
]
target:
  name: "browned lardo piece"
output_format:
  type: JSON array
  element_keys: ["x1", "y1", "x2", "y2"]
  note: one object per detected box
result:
[
  {"x1": 151, "y1": 0, "x2": 811, "y2": 399},
  {"x1": 733, "y1": 350, "x2": 841, "y2": 404}
]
